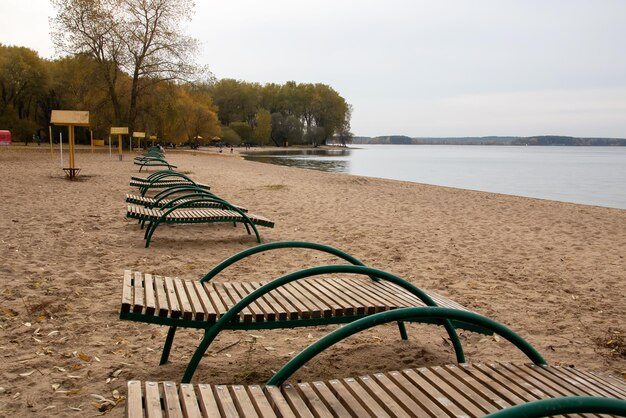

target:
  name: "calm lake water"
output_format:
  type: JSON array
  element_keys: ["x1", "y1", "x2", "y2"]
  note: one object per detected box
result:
[{"x1": 242, "y1": 145, "x2": 626, "y2": 209}]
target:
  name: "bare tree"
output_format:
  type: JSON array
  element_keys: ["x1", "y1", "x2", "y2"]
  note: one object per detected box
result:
[{"x1": 51, "y1": 0, "x2": 205, "y2": 130}]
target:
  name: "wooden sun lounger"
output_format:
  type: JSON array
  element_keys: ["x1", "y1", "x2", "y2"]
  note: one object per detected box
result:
[
  {"x1": 134, "y1": 157, "x2": 177, "y2": 171},
  {"x1": 130, "y1": 171, "x2": 211, "y2": 196},
  {"x1": 125, "y1": 193, "x2": 248, "y2": 212},
  {"x1": 127, "y1": 363, "x2": 626, "y2": 417},
  {"x1": 126, "y1": 202, "x2": 274, "y2": 247},
  {"x1": 125, "y1": 307, "x2": 626, "y2": 417},
  {"x1": 119, "y1": 242, "x2": 490, "y2": 383}
]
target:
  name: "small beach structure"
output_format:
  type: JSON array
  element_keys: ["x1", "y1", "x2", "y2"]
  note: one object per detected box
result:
[{"x1": 50, "y1": 110, "x2": 90, "y2": 179}]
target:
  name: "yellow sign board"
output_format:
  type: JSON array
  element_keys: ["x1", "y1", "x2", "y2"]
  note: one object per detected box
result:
[
  {"x1": 110, "y1": 127, "x2": 129, "y2": 135},
  {"x1": 133, "y1": 132, "x2": 146, "y2": 138},
  {"x1": 50, "y1": 110, "x2": 90, "y2": 126}
]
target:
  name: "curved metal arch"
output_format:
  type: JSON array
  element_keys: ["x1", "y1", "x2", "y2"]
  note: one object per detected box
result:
[
  {"x1": 150, "y1": 190, "x2": 219, "y2": 209},
  {"x1": 144, "y1": 169, "x2": 178, "y2": 180},
  {"x1": 484, "y1": 396, "x2": 626, "y2": 418},
  {"x1": 152, "y1": 185, "x2": 216, "y2": 202},
  {"x1": 200, "y1": 241, "x2": 368, "y2": 283},
  {"x1": 143, "y1": 197, "x2": 262, "y2": 247},
  {"x1": 139, "y1": 171, "x2": 198, "y2": 196},
  {"x1": 267, "y1": 306, "x2": 547, "y2": 386},
  {"x1": 139, "y1": 157, "x2": 175, "y2": 172},
  {"x1": 181, "y1": 265, "x2": 465, "y2": 383}
]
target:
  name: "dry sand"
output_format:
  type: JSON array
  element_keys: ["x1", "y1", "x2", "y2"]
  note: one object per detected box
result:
[{"x1": 0, "y1": 146, "x2": 624, "y2": 416}]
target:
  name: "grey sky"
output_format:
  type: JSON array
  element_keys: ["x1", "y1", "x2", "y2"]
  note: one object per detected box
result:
[{"x1": 2, "y1": 0, "x2": 625, "y2": 137}]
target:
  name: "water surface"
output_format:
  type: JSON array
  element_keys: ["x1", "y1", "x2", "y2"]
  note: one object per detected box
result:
[{"x1": 242, "y1": 145, "x2": 626, "y2": 209}]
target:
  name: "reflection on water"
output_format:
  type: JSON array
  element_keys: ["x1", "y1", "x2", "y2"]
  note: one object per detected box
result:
[{"x1": 241, "y1": 148, "x2": 351, "y2": 172}]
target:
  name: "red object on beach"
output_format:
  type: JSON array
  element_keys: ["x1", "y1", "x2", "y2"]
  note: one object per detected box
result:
[{"x1": 0, "y1": 130, "x2": 11, "y2": 145}]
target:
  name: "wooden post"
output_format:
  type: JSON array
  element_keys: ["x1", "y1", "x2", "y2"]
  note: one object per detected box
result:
[
  {"x1": 50, "y1": 110, "x2": 89, "y2": 179},
  {"x1": 49, "y1": 126, "x2": 53, "y2": 159},
  {"x1": 110, "y1": 127, "x2": 128, "y2": 161}
]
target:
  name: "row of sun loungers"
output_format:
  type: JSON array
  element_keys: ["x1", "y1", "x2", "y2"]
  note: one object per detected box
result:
[
  {"x1": 119, "y1": 150, "x2": 625, "y2": 416},
  {"x1": 119, "y1": 242, "x2": 626, "y2": 417},
  {"x1": 133, "y1": 147, "x2": 177, "y2": 171},
  {"x1": 127, "y1": 151, "x2": 274, "y2": 247}
]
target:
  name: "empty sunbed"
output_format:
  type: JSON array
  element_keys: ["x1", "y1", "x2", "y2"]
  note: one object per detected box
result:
[
  {"x1": 119, "y1": 242, "x2": 487, "y2": 383},
  {"x1": 126, "y1": 307, "x2": 626, "y2": 417},
  {"x1": 130, "y1": 171, "x2": 210, "y2": 196},
  {"x1": 126, "y1": 199, "x2": 274, "y2": 247}
]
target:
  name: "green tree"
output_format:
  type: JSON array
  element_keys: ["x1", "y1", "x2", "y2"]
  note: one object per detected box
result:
[
  {"x1": 229, "y1": 121, "x2": 253, "y2": 143},
  {"x1": 254, "y1": 109, "x2": 271, "y2": 146},
  {"x1": 0, "y1": 45, "x2": 49, "y2": 140}
]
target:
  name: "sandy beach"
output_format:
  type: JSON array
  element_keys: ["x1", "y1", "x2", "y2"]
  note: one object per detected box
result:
[{"x1": 0, "y1": 146, "x2": 624, "y2": 417}]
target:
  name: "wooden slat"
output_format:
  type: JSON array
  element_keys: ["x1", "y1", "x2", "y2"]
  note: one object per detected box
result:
[
  {"x1": 341, "y1": 377, "x2": 391, "y2": 417},
  {"x1": 179, "y1": 384, "x2": 203, "y2": 418},
  {"x1": 247, "y1": 385, "x2": 278, "y2": 418},
  {"x1": 356, "y1": 375, "x2": 412, "y2": 418},
  {"x1": 339, "y1": 277, "x2": 386, "y2": 313},
  {"x1": 349, "y1": 280, "x2": 399, "y2": 312},
  {"x1": 281, "y1": 384, "x2": 316, "y2": 418},
  {"x1": 312, "y1": 279, "x2": 357, "y2": 316},
  {"x1": 173, "y1": 278, "x2": 193, "y2": 320},
  {"x1": 370, "y1": 372, "x2": 432, "y2": 417},
  {"x1": 459, "y1": 363, "x2": 529, "y2": 407},
  {"x1": 290, "y1": 281, "x2": 333, "y2": 317},
  {"x1": 385, "y1": 370, "x2": 453, "y2": 416},
  {"x1": 375, "y1": 280, "x2": 427, "y2": 307},
  {"x1": 303, "y1": 279, "x2": 345, "y2": 317},
  {"x1": 214, "y1": 385, "x2": 241, "y2": 418},
  {"x1": 413, "y1": 366, "x2": 486, "y2": 417},
  {"x1": 470, "y1": 363, "x2": 541, "y2": 404},
  {"x1": 230, "y1": 385, "x2": 260, "y2": 418},
  {"x1": 126, "y1": 380, "x2": 144, "y2": 418},
  {"x1": 154, "y1": 275, "x2": 170, "y2": 317},
  {"x1": 326, "y1": 379, "x2": 372, "y2": 416},
  {"x1": 204, "y1": 282, "x2": 230, "y2": 321},
  {"x1": 183, "y1": 280, "x2": 205, "y2": 321},
  {"x1": 307, "y1": 382, "x2": 352, "y2": 417},
  {"x1": 162, "y1": 381, "x2": 184, "y2": 418},
  {"x1": 196, "y1": 384, "x2": 221, "y2": 417},
  {"x1": 365, "y1": 280, "x2": 420, "y2": 309},
  {"x1": 280, "y1": 282, "x2": 322, "y2": 319},
  {"x1": 249, "y1": 281, "x2": 297, "y2": 321},
  {"x1": 264, "y1": 386, "x2": 297, "y2": 418},
  {"x1": 546, "y1": 365, "x2": 626, "y2": 398},
  {"x1": 439, "y1": 364, "x2": 508, "y2": 413},
  {"x1": 212, "y1": 283, "x2": 240, "y2": 322},
  {"x1": 193, "y1": 282, "x2": 217, "y2": 323},
  {"x1": 121, "y1": 270, "x2": 134, "y2": 314},
  {"x1": 272, "y1": 286, "x2": 308, "y2": 320},
  {"x1": 294, "y1": 383, "x2": 334, "y2": 418},
  {"x1": 133, "y1": 271, "x2": 145, "y2": 313},
  {"x1": 144, "y1": 273, "x2": 157, "y2": 316},
  {"x1": 238, "y1": 282, "x2": 275, "y2": 322},
  {"x1": 144, "y1": 381, "x2": 164, "y2": 418},
  {"x1": 324, "y1": 278, "x2": 366, "y2": 315},
  {"x1": 165, "y1": 276, "x2": 182, "y2": 319},
  {"x1": 223, "y1": 282, "x2": 256, "y2": 322}
]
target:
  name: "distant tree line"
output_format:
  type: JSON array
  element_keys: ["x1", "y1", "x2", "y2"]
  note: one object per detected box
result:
[
  {"x1": 353, "y1": 135, "x2": 626, "y2": 146},
  {"x1": 0, "y1": 0, "x2": 352, "y2": 146}
]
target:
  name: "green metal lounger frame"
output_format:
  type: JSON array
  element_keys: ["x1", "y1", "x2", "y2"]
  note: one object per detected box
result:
[
  {"x1": 126, "y1": 307, "x2": 626, "y2": 417},
  {"x1": 129, "y1": 171, "x2": 210, "y2": 196},
  {"x1": 126, "y1": 197, "x2": 274, "y2": 247},
  {"x1": 126, "y1": 184, "x2": 247, "y2": 212},
  {"x1": 119, "y1": 241, "x2": 491, "y2": 383},
  {"x1": 134, "y1": 156, "x2": 177, "y2": 171}
]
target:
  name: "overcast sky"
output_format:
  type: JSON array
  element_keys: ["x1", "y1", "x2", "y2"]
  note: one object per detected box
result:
[{"x1": 2, "y1": 0, "x2": 625, "y2": 137}]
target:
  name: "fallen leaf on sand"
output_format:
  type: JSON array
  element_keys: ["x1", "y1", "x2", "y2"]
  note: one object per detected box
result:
[
  {"x1": 19, "y1": 370, "x2": 35, "y2": 377},
  {"x1": 78, "y1": 352, "x2": 92, "y2": 362}
]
